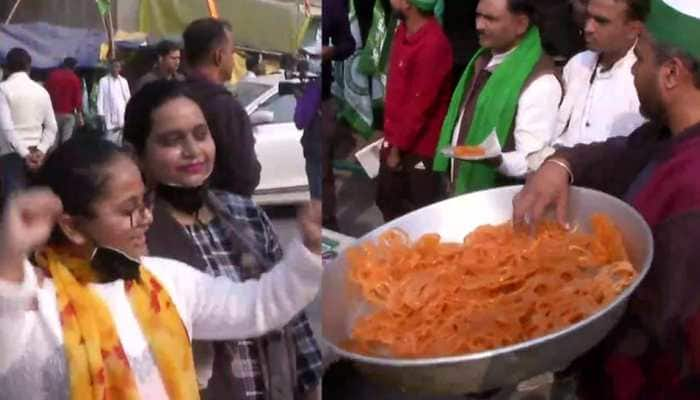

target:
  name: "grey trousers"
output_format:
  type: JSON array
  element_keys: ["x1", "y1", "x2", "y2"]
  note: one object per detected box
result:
[{"x1": 56, "y1": 113, "x2": 76, "y2": 144}]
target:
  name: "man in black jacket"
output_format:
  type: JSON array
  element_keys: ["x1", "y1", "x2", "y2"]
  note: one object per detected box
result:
[
  {"x1": 322, "y1": 0, "x2": 355, "y2": 229},
  {"x1": 182, "y1": 18, "x2": 261, "y2": 196}
]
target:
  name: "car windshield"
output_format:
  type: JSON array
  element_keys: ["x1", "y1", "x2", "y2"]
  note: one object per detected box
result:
[
  {"x1": 257, "y1": 94, "x2": 296, "y2": 124},
  {"x1": 229, "y1": 81, "x2": 275, "y2": 109}
]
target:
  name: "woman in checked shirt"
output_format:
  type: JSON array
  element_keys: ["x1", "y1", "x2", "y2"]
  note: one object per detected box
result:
[{"x1": 122, "y1": 80, "x2": 323, "y2": 400}]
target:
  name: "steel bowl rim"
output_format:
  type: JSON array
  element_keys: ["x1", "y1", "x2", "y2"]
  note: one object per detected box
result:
[{"x1": 322, "y1": 185, "x2": 654, "y2": 368}]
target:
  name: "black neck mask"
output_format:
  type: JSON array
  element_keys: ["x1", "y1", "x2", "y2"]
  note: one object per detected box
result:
[
  {"x1": 91, "y1": 247, "x2": 141, "y2": 282},
  {"x1": 156, "y1": 183, "x2": 207, "y2": 216}
]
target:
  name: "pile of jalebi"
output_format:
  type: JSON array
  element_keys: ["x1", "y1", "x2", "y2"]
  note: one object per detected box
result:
[
  {"x1": 344, "y1": 214, "x2": 637, "y2": 358},
  {"x1": 454, "y1": 145, "x2": 486, "y2": 158}
]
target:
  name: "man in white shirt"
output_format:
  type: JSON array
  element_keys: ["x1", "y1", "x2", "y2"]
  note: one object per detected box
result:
[
  {"x1": 0, "y1": 48, "x2": 57, "y2": 206},
  {"x1": 434, "y1": 0, "x2": 562, "y2": 195},
  {"x1": 527, "y1": 0, "x2": 649, "y2": 171},
  {"x1": 0, "y1": 90, "x2": 19, "y2": 209},
  {"x1": 97, "y1": 60, "x2": 131, "y2": 144}
]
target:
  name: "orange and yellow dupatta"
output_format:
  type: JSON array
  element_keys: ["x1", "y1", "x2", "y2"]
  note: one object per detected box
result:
[{"x1": 38, "y1": 248, "x2": 200, "y2": 400}]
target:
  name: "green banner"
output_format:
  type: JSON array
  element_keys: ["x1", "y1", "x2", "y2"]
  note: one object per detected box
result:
[
  {"x1": 332, "y1": 0, "x2": 393, "y2": 139},
  {"x1": 96, "y1": 0, "x2": 111, "y2": 16}
]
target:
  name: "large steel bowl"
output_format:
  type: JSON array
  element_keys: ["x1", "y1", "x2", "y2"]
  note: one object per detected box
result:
[{"x1": 321, "y1": 186, "x2": 653, "y2": 395}]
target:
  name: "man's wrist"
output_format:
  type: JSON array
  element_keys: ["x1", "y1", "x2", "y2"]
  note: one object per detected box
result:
[{"x1": 545, "y1": 157, "x2": 574, "y2": 183}]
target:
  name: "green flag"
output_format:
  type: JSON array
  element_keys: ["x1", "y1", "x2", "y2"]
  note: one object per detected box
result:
[{"x1": 96, "y1": 0, "x2": 111, "y2": 16}]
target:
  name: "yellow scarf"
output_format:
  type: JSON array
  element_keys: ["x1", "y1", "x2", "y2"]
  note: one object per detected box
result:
[{"x1": 38, "y1": 247, "x2": 200, "y2": 400}]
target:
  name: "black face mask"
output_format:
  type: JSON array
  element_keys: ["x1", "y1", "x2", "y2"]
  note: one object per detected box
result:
[
  {"x1": 155, "y1": 183, "x2": 207, "y2": 216},
  {"x1": 91, "y1": 246, "x2": 141, "y2": 282}
]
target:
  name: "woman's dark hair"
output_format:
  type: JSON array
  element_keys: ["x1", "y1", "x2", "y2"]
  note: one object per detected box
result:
[
  {"x1": 122, "y1": 80, "x2": 198, "y2": 154},
  {"x1": 33, "y1": 137, "x2": 131, "y2": 242}
]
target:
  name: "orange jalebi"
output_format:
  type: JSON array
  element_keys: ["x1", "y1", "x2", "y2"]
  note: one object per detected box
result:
[
  {"x1": 344, "y1": 214, "x2": 637, "y2": 358},
  {"x1": 454, "y1": 145, "x2": 486, "y2": 158}
]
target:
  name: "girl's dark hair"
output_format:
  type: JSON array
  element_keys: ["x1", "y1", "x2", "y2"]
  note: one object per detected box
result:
[
  {"x1": 34, "y1": 137, "x2": 131, "y2": 242},
  {"x1": 122, "y1": 79, "x2": 196, "y2": 154}
]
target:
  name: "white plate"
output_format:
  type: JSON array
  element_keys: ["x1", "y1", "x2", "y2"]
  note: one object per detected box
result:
[
  {"x1": 354, "y1": 139, "x2": 383, "y2": 178},
  {"x1": 441, "y1": 130, "x2": 502, "y2": 161}
]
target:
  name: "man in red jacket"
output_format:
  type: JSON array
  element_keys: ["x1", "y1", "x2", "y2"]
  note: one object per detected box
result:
[
  {"x1": 376, "y1": 0, "x2": 453, "y2": 221},
  {"x1": 45, "y1": 57, "x2": 82, "y2": 144}
]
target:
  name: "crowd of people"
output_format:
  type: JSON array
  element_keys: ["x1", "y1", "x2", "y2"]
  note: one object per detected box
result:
[
  {"x1": 324, "y1": 0, "x2": 651, "y2": 224},
  {"x1": 2, "y1": 0, "x2": 700, "y2": 398},
  {"x1": 0, "y1": 16, "x2": 323, "y2": 400}
]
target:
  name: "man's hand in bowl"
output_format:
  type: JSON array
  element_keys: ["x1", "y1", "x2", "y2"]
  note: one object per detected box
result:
[{"x1": 513, "y1": 158, "x2": 572, "y2": 229}]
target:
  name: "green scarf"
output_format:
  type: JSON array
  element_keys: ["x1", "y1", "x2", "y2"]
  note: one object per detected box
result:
[{"x1": 433, "y1": 27, "x2": 543, "y2": 194}]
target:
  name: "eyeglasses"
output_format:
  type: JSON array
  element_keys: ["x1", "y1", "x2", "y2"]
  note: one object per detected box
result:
[{"x1": 129, "y1": 190, "x2": 156, "y2": 229}]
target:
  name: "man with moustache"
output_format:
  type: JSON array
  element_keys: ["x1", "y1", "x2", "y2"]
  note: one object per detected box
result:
[
  {"x1": 433, "y1": 0, "x2": 562, "y2": 196},
  {"x1": 513, "y1": 1, "x2": 700, "y2": 397},
  {"x1": 528, "y1": 0, "x2": 650, "y2": 171},
  {"x1": 183, "y1": 18, "x2": 261, "y2": 196}
]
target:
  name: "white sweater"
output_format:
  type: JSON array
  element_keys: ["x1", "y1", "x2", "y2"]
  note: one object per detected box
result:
[{"x1": 0, "y1": 240, "x2": 321, "y2": 399}]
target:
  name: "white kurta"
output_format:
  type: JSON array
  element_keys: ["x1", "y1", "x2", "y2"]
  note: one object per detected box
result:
[
  {"x1": 0, "y1": 90, "x2": 15, "y2": 155},
  {"x1": 527, "y1": 45, "x2": 647, "y2": 171},
  {"x1": 97, "y1": 75, "x2": 131, "y2": 131},
  {"x1": 451, "y1": 48, "x2": 562, "y2": 179},
  {"x1": 0, "y1": 240, "x2": 321, "y2": 400}
]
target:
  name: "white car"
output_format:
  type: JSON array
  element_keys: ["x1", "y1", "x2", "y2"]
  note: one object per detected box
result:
[{"x1": 230, "y1": 74, "x2": 311, "y2": 206}]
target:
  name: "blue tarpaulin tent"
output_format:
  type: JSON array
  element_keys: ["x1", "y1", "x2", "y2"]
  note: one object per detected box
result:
[{"x1": 0, "y1": 22, "x2": 106, "y2": 69}]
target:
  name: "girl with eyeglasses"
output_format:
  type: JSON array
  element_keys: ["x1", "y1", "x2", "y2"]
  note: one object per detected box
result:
[{"x1": 0, "y1": 134, "x2": 322, "y2": 399}]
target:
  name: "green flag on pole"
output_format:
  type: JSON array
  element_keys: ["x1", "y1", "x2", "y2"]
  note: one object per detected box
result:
[{"x1": 96, "y1": 0, "x2": 111, "y2": 16}]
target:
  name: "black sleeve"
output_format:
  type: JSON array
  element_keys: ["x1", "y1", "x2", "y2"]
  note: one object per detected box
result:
[
  {"x1": 631, "y1": 211, "x2": 700, "y2": 345},
  {"x1": 207, "y1": 93, "x2": 261, "y2": 196},
  {"x1": 554, "y1": 122, "x2": 662, "y2": 198},
  {"x1": 332, "y1": 0, "x2": 356, "y2": 62}
]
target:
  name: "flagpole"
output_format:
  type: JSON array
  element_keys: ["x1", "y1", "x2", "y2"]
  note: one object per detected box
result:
[
  {"x1": 107, "y1": 8, "x2": 115, "y2": 60},
  {"x1": 4, "y1": 0, "x2": 23, "y2": 24},
  {"x1": 206, "y1": 0, "x2": 220, "y2": 18}
]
